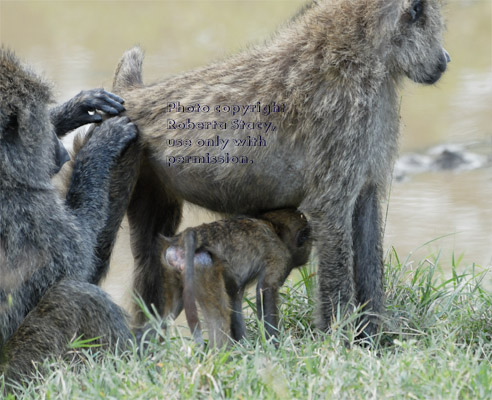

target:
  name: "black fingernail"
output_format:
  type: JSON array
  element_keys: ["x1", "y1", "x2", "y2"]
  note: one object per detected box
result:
[{"x1": 110, "y1": 93, "x2": 124, "y2": 103}]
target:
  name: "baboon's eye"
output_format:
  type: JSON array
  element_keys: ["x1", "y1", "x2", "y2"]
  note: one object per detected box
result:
[
  {"x1": 296, "y1": 228, "x2": 310, "y2": 247},
  {"x1": 2, "y1": 113, "x2": 19, "y2": 141},
  {"x1": 409, "y1": 0, "x2": 424, "y2": 23}
]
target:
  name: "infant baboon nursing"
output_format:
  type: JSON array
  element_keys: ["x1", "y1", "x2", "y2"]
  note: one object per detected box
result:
[
  {"x1": 113, "y1": 0, "x2": 449, "y2": 336},
  {"x1": 159, "y1": 209, "x2": 311, "y2": 347}
]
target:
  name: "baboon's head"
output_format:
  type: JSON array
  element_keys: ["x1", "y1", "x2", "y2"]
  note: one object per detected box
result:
[
  {"x1": 0, "y1": 48, "x2": 70, "y2": 188},
  {"x1": 308, "y1": 0, "x2": 448, "y2": 85},
  {"x1": 387, "y1": 0, "x2": 449, "y2": 84},
  {"x1": 261, "y1": 209, "x2": 312, "y2": 267}
]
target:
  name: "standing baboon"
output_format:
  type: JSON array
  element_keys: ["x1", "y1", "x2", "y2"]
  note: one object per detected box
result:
[
  {"x1": 0, "y1": 48, "x2": 139, "y2": 382},
  {"x1": 114, "y1": 0, "x2": 449, "y2": 335},
  {"x1": 160, "y1": 209, "x2": 311, "y2": 346}
]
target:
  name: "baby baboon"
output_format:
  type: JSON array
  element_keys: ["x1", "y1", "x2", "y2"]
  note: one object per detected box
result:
[
  {"x1": 0, "y1": 48, "x2": 139, "y2": 382},
  {"x1": 114, "y1": 0, "x2": 449, "y2": 335},
  {"x1": 160, "y1": 209, "x2": 311, "y2": 346}
]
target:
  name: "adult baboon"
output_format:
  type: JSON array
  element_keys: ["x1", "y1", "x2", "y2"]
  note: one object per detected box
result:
[
  {"x1": 0, "y1": 48, "x2": 139, "y2": 382},
  {"x1": 114, "y1": 0, "x2": 449, "y2": 335},
  {"x1": 160, "y1": 209, "x2": 311, "y2": 346}
]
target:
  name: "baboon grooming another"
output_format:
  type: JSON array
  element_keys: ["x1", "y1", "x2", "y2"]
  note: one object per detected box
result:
[
  {"x1": 0, "y1": 48, "x2": 139, "y2": 382},
  {"x1": 114, "y1": 0, "x2": 449, "y2": 335},
  {"x1": 55, "y1": 124, "x2": 143, "y2": 284},
  {"x1": 160, "y1": 209, "x2": 311, "y2": 347}
]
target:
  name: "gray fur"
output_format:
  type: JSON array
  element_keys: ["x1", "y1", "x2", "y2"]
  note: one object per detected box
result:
[
  {"x1": 1, "y1": 280, "x2": 131, "y2": 383},
  {"x1": 0, "y1": 48, "x2": 137, "y2": 383},
  {"x1": 57, "y1": 126, "x2": 142, "y2": 284},
  {"x1": 113, "y1": 0, "x2": 448, "y2": 334}
]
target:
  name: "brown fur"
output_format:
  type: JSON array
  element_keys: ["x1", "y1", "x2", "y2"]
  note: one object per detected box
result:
[
  {"x1": 159, "y1": 209, "x2": 311, "y2": 347},
  {"x1": 113, "y1": 0, "x2": 448, "y2": 335}
]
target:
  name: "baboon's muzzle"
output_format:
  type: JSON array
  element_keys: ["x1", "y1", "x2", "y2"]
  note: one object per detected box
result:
[
  {"x1": 424, "y1": 48, "x2": 450, "y2": 85},
  {"x1": 439, "y1": 49, "x2": 451, "y2": 72}
]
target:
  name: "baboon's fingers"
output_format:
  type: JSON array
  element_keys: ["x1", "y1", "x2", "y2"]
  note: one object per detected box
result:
[
  {"x1": 79, "y1": 117, "x2": 138, "y2": 167},
  {"x1": 86, "y1": 113, "x2": 103, "y2": 123},
  {"x1": 88, "y1": 93, "x2": 125, "y2": 114},
  {"x1": 96, "y1": 103, "x2": 124, "y2": 115},
  {"x1": 80, "y1": 88, "x2": 126, "y2": 114},
  {"x1": 103, "y1": 90, "x2": 125, "y2": 104},
  {"x1": 107, "y1": 118, "x2": 139, "y2": 148}
]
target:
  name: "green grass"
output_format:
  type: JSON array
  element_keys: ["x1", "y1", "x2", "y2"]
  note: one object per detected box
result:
[{"x1": 2, "y1": 251, "x2": 492, "y2": 399}]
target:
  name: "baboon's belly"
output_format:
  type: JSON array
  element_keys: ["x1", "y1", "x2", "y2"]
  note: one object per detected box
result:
[{"x1": 149, "y1": 146, "x2": 305, "y2": 214}]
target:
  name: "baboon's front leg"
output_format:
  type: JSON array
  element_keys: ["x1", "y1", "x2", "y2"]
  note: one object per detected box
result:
[
  {"x1": 90, "y1": 139, "x2": 142, "y2": 285},
  {"x1": 351, "y1": 183, "x2": 384, "y2": 337},
  {"x1": 314, "y1": 218, "x2": 356, "y2": 332}
]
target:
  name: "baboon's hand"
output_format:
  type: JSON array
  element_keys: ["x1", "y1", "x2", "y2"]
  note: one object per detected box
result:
[
  {"x1": 69, "y1": 88, "x2": 125, "y2": 120},
  {"x1": 88, "y1": 116, "x2": 138, "y2": 160},
  {"x1": 50, "y1": 89, "x2": 125, "y2": 137}
]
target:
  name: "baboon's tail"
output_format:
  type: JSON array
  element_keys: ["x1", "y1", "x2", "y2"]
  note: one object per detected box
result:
[
  {"x1": 183, "y1": 230, "x2": 204, "y2": 345},
  {"x1": 112, "y1": 46, "x2": 144, "y2": 92}
]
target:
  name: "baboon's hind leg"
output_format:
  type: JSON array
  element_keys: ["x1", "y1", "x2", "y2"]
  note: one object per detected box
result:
[
  {"x1": 229, "y1": 288, "x2": 246, "y2": 341},
  {"x1": 128, "y1": 158, "x2": 182, "y2": 325},
  {"x1": 2, "y1": 279, "x2": 130, "y2": 383}
]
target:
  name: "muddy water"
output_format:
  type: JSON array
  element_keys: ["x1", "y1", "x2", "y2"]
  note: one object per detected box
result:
[{"x1": 1, "y1": 0, "x2": 491, "y2": 309}]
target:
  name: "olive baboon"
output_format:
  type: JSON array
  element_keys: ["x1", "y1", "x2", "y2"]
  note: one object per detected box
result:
[
  {"x1": 114, "y1": 0, "x2": 449, "y2": 335},
  {"x1": 0, "y1": 48, "x2": 139, "y2": 382},
  {"x1": 159, "y1": 209, "x2": 311, "y2": 347}
]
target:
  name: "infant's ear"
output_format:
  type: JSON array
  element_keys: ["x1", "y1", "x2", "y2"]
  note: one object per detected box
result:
[{"x1": 158, "y1": 233, "x2": 173, "y2": 246}]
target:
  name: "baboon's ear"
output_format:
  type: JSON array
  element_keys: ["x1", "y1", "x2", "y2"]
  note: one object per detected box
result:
[
  {"x1": 158, "y1": 233, "x2": 172, "y2": 246},
  {"x1": 377, "y1": 0, "x2": 403, "y2": 33}
]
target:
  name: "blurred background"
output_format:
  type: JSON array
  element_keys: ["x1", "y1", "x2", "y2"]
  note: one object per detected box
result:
[{"x1": 1, "y1": 0, "x2": 491, "y2": 308}]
